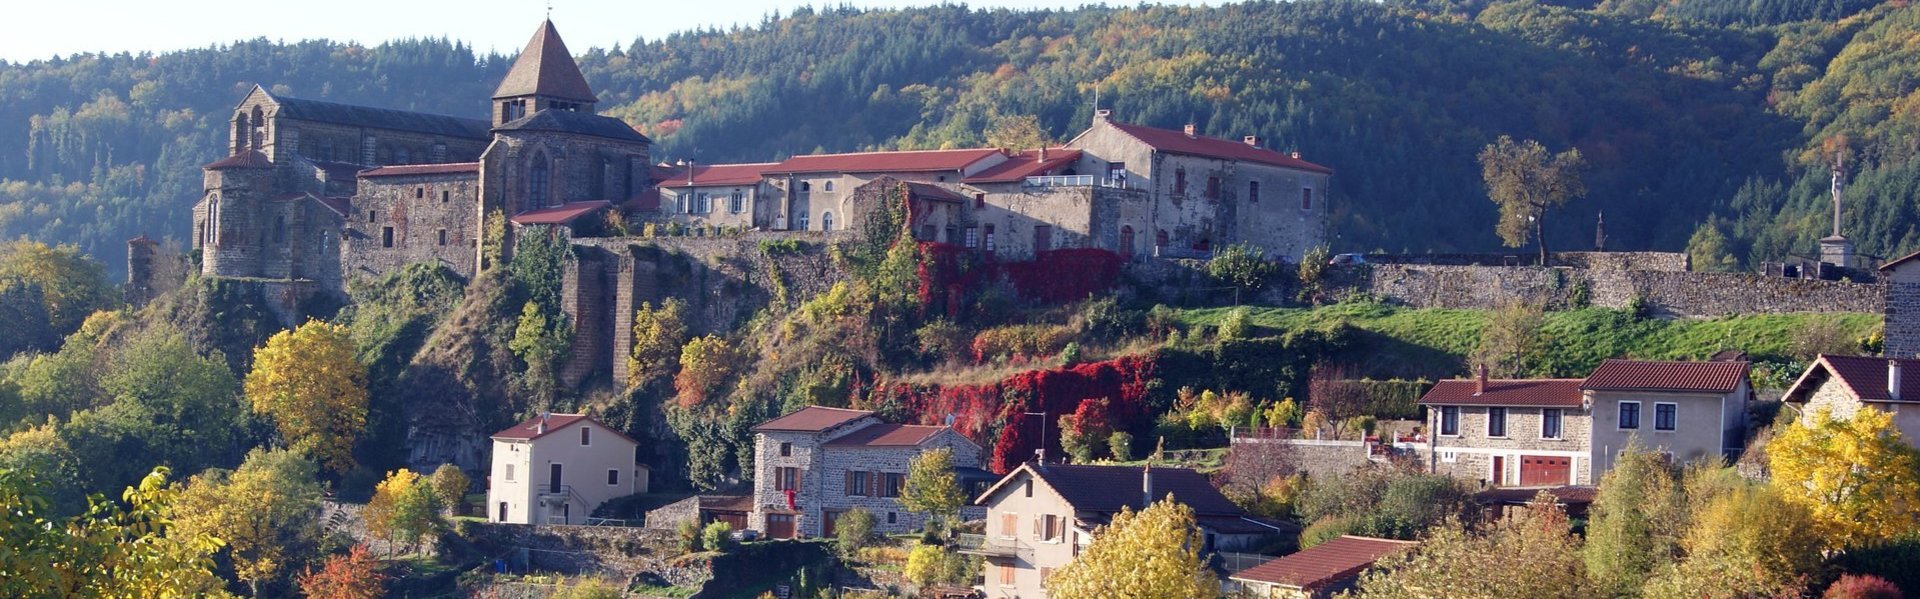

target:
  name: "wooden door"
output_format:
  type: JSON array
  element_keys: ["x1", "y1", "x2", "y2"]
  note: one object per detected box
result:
[
  {"x1": 1520, "y1": 456, "x2": 1572, "y2": 486},
  {"x1": 1034, "y1": 225, "x2": 1053, "y2": 253},
  {"x1": 822, "y1": 510, "x2": 843, "y2": 538},
  {"x1": 766, "y1": 514, "x2": 796, "y2": 539},
  {"x1": 549, "y1": 463, "x2": 563, "y2": 493},
  {"x1": 1120, "y1": 226, "x2": 1135, "y2": 258},
  {"x1": 1491, "y1": 456, "x2": 1506, "y2": 486}
]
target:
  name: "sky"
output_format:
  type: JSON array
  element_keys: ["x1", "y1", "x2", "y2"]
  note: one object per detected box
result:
[{"x1": 3, "y1": 0, "x2": 1213, "y2": 63}]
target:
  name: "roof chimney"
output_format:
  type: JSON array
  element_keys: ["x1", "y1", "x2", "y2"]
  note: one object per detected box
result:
[
  {"x1": 1142, "y1": 464, "x2": 1153, "y2": 508},
  {"x1": 1891, "y1": 360, "x2": 1903, "y2": 401},
  {"x1": 686, "y1": 160, "x2": 695, "y2": 185},
  {"x1": 1038, "y1": 147, "x2": 1048, "y2": 162},
  {"x1": 1476, "y1": 364, "x2": 1489, "y2": 395},
  {"x1": 1093, "y1": 109, "x2": 1112, "y2": 124},
  {"x1": 536, "y1": 412, "x2": 549, "y2": 435},
  {"x1": 1243, "y1": 135, "x2": 1261, "y2": 148},
  {"x1": 1184, "y1": 123, "x2": 1197, "y2": 138}
]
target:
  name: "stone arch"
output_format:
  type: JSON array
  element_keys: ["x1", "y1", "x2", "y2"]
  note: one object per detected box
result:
[
  {"x1": 821, "y1": 211, "x2": 835, "y2": 232},
  {"x1": 249, "y1": 106, "x2": 266, "y2": 149}
]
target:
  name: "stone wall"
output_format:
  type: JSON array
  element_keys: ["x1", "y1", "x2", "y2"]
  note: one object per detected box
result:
[
  {"x1": 1232, "y1": 438, "x2": 1374, "y2": 478},
  {"x1": 343, "y1": 172, "x2": 482, "y2": 283},
  {"x1": 1362, "y1": 251, "x2": 1688, "y2": 271},
  {"x1": 1338, "y1": 264, "x2": 1883, "y2": 316},
  {"x1": 1884, "y1": 268, "x2": 1920, "y2": 358}
]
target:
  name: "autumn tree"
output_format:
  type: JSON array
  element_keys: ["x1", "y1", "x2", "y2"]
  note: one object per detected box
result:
[
  {"x1": 1058, "y1": 398, "x2": 1113, "y2": 463},
  {"x1": 245, "y1": 320, "x2": 369, "y2": 473},
  {"x1": 901, "y1": 447, "x2": 966, "y2": 535},
  {"x1": 428, "y1": 464, "x2": 471, "y2": 514},
  {"x1": 169, "y1": 448, "x2": 325, "y2": 597},
  {"x1": 1769, "y1": 407, "x2": 1920, "y2": 548},
  {"x1": 984, "y1": 114, "x2": 1053, "y2": 152},
  {"x1": 1584, "y1": 444, "x2": 1686, "y2": 596},
  {"x1": 1352, "y1": 495, "x2": 1592, "y2": 599},
  {"x1": 1478, "y1": 136, "x2": 1587, "y2": 266},
  {"x1": 1472, "y1": 301, "x2": 1552, "y2": 378},
  {"x1": 363, "y1": 469, "x2": 443, "y2": 555},
  {"x1": 1043, "y1": 496, "x2": 1218, "y2": 599},
  {"x1": 297, "y1": 545, "x2": 385, "y2": 599},
  {"x1": 626, "y1": 299, "x2": 688, "y2": 389},
  {"x1": 673, "y1": 334, "x2": 743, "y2": 409},
  {"x1": 0, "y1": 467, "x2": 232, "y2": 599},
  {"x1": 1640, "y1": 483, "x2": 1821, "y2": 598},
  {"x1": 1206, "y1": 242, "x2": 1278, "y2": 303},
  {"x1": 0, "y1": 240, "x2": 117, "y2": 335}
]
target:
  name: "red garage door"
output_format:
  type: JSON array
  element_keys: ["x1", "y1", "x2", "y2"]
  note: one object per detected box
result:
[{"x1": 1519, "y1": 456, "x2": 1571, "y2": 486}]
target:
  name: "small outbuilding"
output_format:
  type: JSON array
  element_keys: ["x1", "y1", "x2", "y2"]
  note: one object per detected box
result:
[{"x1": 1228, "y1": 535, "x2": 1418, "y2": 598}]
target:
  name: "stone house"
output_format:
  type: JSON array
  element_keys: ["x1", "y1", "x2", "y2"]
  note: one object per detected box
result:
[
  {"x1": 343, "y1": 163, "x2": 483, "y2": 280},
  {"x1": 1063, "y1": 110, "x2": 1333, "y2": 261},
  {"x1": 748, "y1": 406, "x2": 989, "y2": 539},
  {"x1": 656, "y1": 163, "x2": 779, "y2": 229},
  {"x1": 1883, "y1": 250, "x2": 1920, "y2": 359},
  {"x1": 964, "y1": 463, "x2": 1285, "y2": 599},
  {"x1": 1420, "y1": 359, "x2": 1751, "y2": 487},
  {"x1": 1782, "y1": 355, "x2": 1920, "y2": 445},
  {"x1": 487, "y1": 413, "x2": 647, "y2": 525},
  {"x1": 1227, "y1": 536, "x2": 1417, "y2": 599}
]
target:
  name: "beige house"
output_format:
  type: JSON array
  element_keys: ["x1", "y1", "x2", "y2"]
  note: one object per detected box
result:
[
  {"x1": 1782, "y1": 355, "x2": 1920, "y2": 444},
  {"x1": 1421, "y1": 359, "x2": 1751, "y2": 487},
  {"x1": 748, "y1": 406, "x2": 990, "y2": 539},
  {"x1": 964, "y1": 463, "x2": 1283, "y2": 599},
  {"x1": 487, "y1": 413, "x2": 646, "y2": 525},
  {"x1": 655, "y1": 162, "x2": 777, "y2": 229}
]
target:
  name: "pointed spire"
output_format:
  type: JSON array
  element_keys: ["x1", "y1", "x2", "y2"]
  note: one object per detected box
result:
[{"x1": 492, "y1": 20, "x2": 597, "y2": 103}]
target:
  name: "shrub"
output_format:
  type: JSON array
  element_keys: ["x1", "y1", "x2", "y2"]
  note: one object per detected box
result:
[
  {"x1": 835, "y1": 508, "x2": 877, "y2": 558},
  {"x1": 1218, "y1": 307, "x2": 1251, "y2": 340},
  {"x1": 1209, "y1": 242, "x2": 1279, "y2": 297},
  {"x1": 702, "y1": 521, "x2": 736, "y2": 553},
  {"x1": 676, "y1": 519, "x2": 703, "y2": 553},
  {"x1": 1823, "y1": 574, "x2": 1903, "y2": 599},
  {"x1": 1300, "y1": 515, "x2": 1356, "y2": 549},
  {"x1": 1060, "y1": 342, "x2": 1082, "y2": 366},
  {"x1": 969, "y1": 324, "x2": 1075, "y2": 362},
  {"x1": 1108, "y1": 431, "x2": 1134, "y2": 461}
]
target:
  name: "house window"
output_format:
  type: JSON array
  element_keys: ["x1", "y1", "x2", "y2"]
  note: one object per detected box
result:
[
  {"x1": 1206, "y1": 176, "x2": 1221, "y2": 199},
  {"x1": 1155, "y1": 229, "x2": 1169, "y2": 247},
  {"x1": 775, "y1": 467, "x2": 799, "y2": 491},
  {"x1": 1488, "y1": 407, "x2": 1508, "y2": 438},
  {"x1": 415, "y1": 187, "x2": 424, "y2": 199},
  {"x1": 1041, "y1": 514, "x2": 1063, "y2": 542},
  {"x1": 1619, "y1": 401, "x2": 1641, "y2": 430},
  {"x1": 437, "y1": 229, "x2": 448, "y2": 246},
  {"x1": 878, "y1": 473, "x2": 904, "y2": 498},
  {"x1": 1655, "y1": 403, "x2": 1677, "y2": 431},
  {"x1": 821, "y1": 212, "x2": 835, "y2": 232},
  {"x1": 823, "y1": 181, "x2": 835, "y2": 192},
  {"x1": 779, "y1": 442, "x2": 792, "y2": 457},
  {"x1": 367, "y1": 210, "x2": 377, "y2": 223},
  {"x1": 505, "y1": 464, "x2": 515, "y2": 481},
  {"x1": 381, "y1": 226, "x2": 394, "y2": 248},
  {"x1": 985, "y1": 225, "x2": 996, "y2": 253},
  {"x1": 1441, "y1": 451, "x2": 1458, "y2": 463},
  {"x1": 608, "y1": 469, "x2": 620, "y2": 485},
  {"x1": 794, "y1": 211, "x2": 808, "y2": 230},
  {"x1": 1106, "y1": 162, "x2": 1127, "y2": 186},
  {"x1": 965, "y1": 227, "x2": 979, "y2": 248},
  {"x1": 442, "y1": 190, "x2": 450, "y2": 203},
  {"x1": 998, "y1": 563, "x2": 1016, "y2": 586},
  {"x1": 1174, "y1": 168, "x2": 1187, "y2": 196},
  {"x1": 847, "y1": 471, "x2": 871, "y2": 496},
  {"x1": 1301, "y1": 187, "x2": 1314, "y2": 211},
  {"x1": 887, "y1": 512, "x2": 897, "y2": 524},
  {"x1": 1440, "y1": 406, "x2": 1459, "y2": 436},
  {"x1": 1249, "y1": 180, "x2": 1260, "y2": 203},
  {"x1": 1542, "y1": 408, "x2": 1563, "y2": 440},
  {"x1": 729, "y1": 190, "x2": 744, "y2": 214},
  {"x1": 580, "y1": 427, "x2": 590, "y2": 446},
  {"x1": 974, "y1": 193, "x2": 986, "y2": 208},
  {"x1": 1000, "y1": 512, "x2": 1018, "y2": 538}
]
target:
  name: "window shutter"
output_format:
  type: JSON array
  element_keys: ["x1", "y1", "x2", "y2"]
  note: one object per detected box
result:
[{"x1": 845, "y1": 471, "x2": 854, "y2": 495}]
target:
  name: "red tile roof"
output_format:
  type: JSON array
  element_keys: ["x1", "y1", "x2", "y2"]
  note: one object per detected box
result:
[
  {"x1": 1230, "y1": 536, "x2": 1417, "y2": 590},
  {"x1": 510, "y1": 201, "x2": 610, "y2": 225},
  {"x1": 204, "y1": 150, "x2": 272, "y2": 169},
  {"x1": 825, "y1": 423, "x2": 949, "y2": 447},
  {"x1": 1104, "y1": 122, "x2": 1333, "y2": 174},
  {"x1": 492, "y1": 413, "x2": 638, "y2": 445},
  {"x1": 1785, "y1": 355, "x2": 1920, "y2": 404},
  {"x1": 902, "y1": 181, "x2": 969, "y2": 203},
  {"x1": 1418, "y1": 379, "x2": 1586, "y2": 407},
  {"x1": 1581, "y1": 359, "x2": 1748, "y2": 393},
  {"x1": 764, "y1": 148, "x2": 1003, "y2": 175},
  {"x1": 660, "y1": 163, "x2": 775, "y2": 187},
  {"x1": 359, "y1": 162, "x2": 481, "y2": 178},
  {"x1": 961, "y1": 149, "x2": 1082, "y2": 183},
  {"x1": 752, "y1": 406, "x2": 875, "y2": 433},
  {"x1": 493, "y1": 20, "x2": 597, "y2": 102}
]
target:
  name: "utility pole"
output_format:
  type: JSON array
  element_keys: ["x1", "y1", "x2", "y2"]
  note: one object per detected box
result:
[{"x1": 1024, "y1": 410, "x2": 1049, "y2": 464}]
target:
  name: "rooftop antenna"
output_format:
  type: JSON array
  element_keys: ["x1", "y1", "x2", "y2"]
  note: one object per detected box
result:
[{"x1": 546, "y1": 0, "x2": 553, "y2": 19}]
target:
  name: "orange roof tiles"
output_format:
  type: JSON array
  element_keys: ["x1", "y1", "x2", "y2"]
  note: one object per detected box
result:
[
  {"x1": 824, "y1": 423, "x2": 949, "y2": 447},
  {"x1": 962, "y1": 148, "x2": 1082, "y2": 183},
  {"x1": 510, "y1": 201, "x2": 610, "y2": 225},
  {"x1": 660, "y1": 163, "x2": 776, "y2": 187}
]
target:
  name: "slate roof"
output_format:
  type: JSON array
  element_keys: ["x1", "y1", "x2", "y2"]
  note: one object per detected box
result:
[
  {"x1": 1784, "y1": 355, "x2": 1920, "y2": 404},
  {"x1": 510, "y1": 201, "x2": 610, "y2": 225},
  {"x1": 493, "y1": 20, "x2": 598, "y2": 102},
  {"x1": 752, "y1": 406, "x2": 875, "y2": 433},
  {"x1": 1581, "y1": 359, "x2": 1749, "y2": 393},
  {"x1": 961, "y1": 149, "x2": 1082, "y2": 183},
  {"x1": 204, "y1": 150, "x2": 273, "y2": 169},
  {"x1": 823, "y1": 423, "x2": 950, "y2": 447},
  {"x1": 764, "y1": 148, "x2": 1003, "y2": 175},
  {"x1": 992, "y1": 464, "x2": 1246, "y2": 517},
  {"x1": 1230, "y1": 536, "x2": 1416, "y2": 590},
  {"x1": 1418, "y1": 379, "x2": 1586, "y2": 408},
  {"x1": 495, "y1": 109, "x2": 651, "y2": 143},
  {"x1": 1103, "y1": 121, "x2": 1333, "y2": 174},
  {"x1": 359, "y1": 162, "x2": 482, "y2": 178},
  {"x1": 264, "y1": 91, "x2": 489, "y2": 139},
  {"x1": 660, "y1": 163, "x2": 776, "y2": 187}
]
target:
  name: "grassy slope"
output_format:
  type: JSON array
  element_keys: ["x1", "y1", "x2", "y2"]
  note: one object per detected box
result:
[{"x1": 1175, "y1": 302, "x2": 1879, "y2": 380}]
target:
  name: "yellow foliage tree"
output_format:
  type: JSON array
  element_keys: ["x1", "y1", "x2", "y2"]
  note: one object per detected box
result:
[
  {"x1": 244, "y1": 320, "x2": 369, "y2": 473},
  {"x1": 673, "y1": 334, "x2": 741, "y2": 410},
  {"x1": 363, "y1": 469, "x2": 442, "y2": 555},
  {"x1": 1768, "y1": 406, "x2": 1920, "y2": 549},
  {"x1": 1640, "y1": 483, "x2": 1822, "y2": 599},
  {"x1": 169, "y1": 448, "x2": 324, "y2": 597},
  {"x1": 1043, "y1": 495, "x2": 1218, "y2": 599}
]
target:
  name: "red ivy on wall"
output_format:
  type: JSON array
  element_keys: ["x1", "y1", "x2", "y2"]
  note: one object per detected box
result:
[{"x1": 916, "y1": 244, "x2": 1124, "y2": 314}]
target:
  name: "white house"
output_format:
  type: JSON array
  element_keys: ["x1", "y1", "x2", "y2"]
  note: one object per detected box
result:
[{"x1": 488, "y1": 413, "x2": 646, "y2": 525}]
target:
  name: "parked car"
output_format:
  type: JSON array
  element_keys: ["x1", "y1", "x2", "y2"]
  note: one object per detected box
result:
[
  {"x1": 730, "y1": 529, "x2": 762, "y2": 542},
  {"x1": 1329, "y1": 253, "x2": 1368, "y2": 265}
]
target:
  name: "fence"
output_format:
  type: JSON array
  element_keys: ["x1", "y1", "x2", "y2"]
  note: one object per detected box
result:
[
  {"x1": 1022, "y1": 174, "x2": 1143, "y2": 190},
  {"x1": 1214, "y1": 551, "x2": 1272, "y2": 575}
]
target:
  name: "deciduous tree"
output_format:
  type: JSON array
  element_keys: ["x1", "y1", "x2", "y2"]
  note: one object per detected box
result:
[
  {"x1": 901, "y1": 447, "x2": 965, "y2": 532},
  {"x1": 245, "y1": 320, "x2": 369, "y2": 473},
  {"x1": 297, "y1": 545, "x2": 385, "y2": 599},
  {"x1": 0, "y1": 467, "x2": 232, "y2": 599},
  {"x1": 1478, "y1": 136, "x2": 1587, "y2": 266},
  {"x1": 0, "y1": 240, "x2": 117, "y2": 335},
  {"x1": 363, "y1": 469, "x2": 442, "y2": 555},
  {"x1": 1352, "y1": 495, "x2": 1592, "y2": 599},
  {"x1": 1640, "y1": 483, "x2": 1820, "y2": 599},
  {"x1": 169, "y1": 448, "x2": 325, "y2": 596},
  {"x1": 1584, "y1": 444, "x2": 1685, "y2": 596},
  {"x1": 1043, "y1": 496, "x2": 1218, "y2": 599},
  {"x1": 427, "y1": 463, "x2": 471, "y2": 514},
  {"x1": 673, "y1": 335, "x2": 742, "y2": 409},
  {"x1": 1473, "y1": 301, "x2": 1552, "y2": 378},
  {"x1": 626, "y1": 299, "x2": 688, "y2": 388},
  {"x1": 1768, "y1": 407, "x2": 1920, "y2": 548}
]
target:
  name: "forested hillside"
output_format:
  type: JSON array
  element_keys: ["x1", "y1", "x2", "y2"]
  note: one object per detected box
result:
[{"x1": 3, "y1": 0, "x2": 1919, "y2": 272}]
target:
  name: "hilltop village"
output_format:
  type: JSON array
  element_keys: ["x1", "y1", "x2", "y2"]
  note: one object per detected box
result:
[{"x1": 8, "y1": 14, "x2": 1920, "y2": 599}]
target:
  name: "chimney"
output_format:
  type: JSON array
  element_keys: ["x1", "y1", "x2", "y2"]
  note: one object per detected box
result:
[
  {"x1": 686, "y1": 160, "x2": 695, "y2": 185},
  {"x1": 1290, "y1": 151, "x2": 1303, "y2": 160},
  {"x1": 1891, "y1": 360, "x2": 1903, "y2": 401},
  {"x1": 1183, "y1": 123, "x2": 1197, "y2": 138},
  {"x1": 1093, "y1": 108, "x2": 1112, "y2": 124},
  {"x1": 1038, "y1": 147, "x2": 1048, "y2": 162},
  {"x1": 1476, "y1": 364, "x2": 1489, "y2": 394},
  {"x1": 1243, "y1": 135, "x2": 1261, "y2": 148},
  {"x1": 1142, "y1": 464, "x2": 1153, "y2": 507},
  {"x1": 536, "y1": 412, "x2": 549, "y2": 435}
]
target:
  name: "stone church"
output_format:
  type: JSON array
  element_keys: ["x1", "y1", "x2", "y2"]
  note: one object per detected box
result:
[{"x1": 192, "y1": 20, "x2": 652, "y2": 297}]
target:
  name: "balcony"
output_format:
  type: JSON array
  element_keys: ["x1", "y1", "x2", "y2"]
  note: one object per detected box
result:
[
  {"x1": 954, "y1": 533, "x2": 1033, "y2": 561},
  {"x1": 1022, "y1": 175, "x2": 1141, "y2": 190}
]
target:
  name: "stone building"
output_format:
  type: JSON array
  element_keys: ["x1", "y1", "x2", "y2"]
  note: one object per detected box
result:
[
  {"x1": 193, "y1": 19, "x2": 652, "y2": 295},
  {"x1": 1781, "y1": 355, "x2": 1920, "y2": 446},
  {"x1": 747, "y1": 406, "x2": 990, "y2": 539},
  {"x1": 1883, "y1": 250, "x2": 1920, "y2": 358},
  {"x1": 1420, "y1": 359, "x2": 1751, "y2": 487}
]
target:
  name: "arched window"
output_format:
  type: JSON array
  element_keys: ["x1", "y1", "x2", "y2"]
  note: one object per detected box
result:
[
  {"x1": 529, "y1": 153, "x2": 552, "y2": 207},
  {"x1": 1155, "y1": 229, "x2": 1169, "y2": 247},
  {"x1": 249, "y1": 106, "x2": 266, "y2": 149},
  {"x1": 234, "y1": 112, "x2": 251, "y2": 152},
  {"x1": 821, "y1": 212, "x2": 835, "y2": 232},
  {"x1": 823, "y1": 181, "x2": 835, "y2": 192},
  {"x1": 1120, "y1": 225, "x2": 1135, "y2": 257},
  {"x1": 206, "y1": 194, "x2": 220, "y2": 246}
]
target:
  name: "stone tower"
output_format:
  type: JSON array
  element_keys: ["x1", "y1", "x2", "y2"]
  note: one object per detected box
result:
[
  {"x1": 197, "y1": 151, "x2": 277, "y2": 277},
  {"x1": 491, "y1": 20, "x2": 599, "y2": 127}
]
